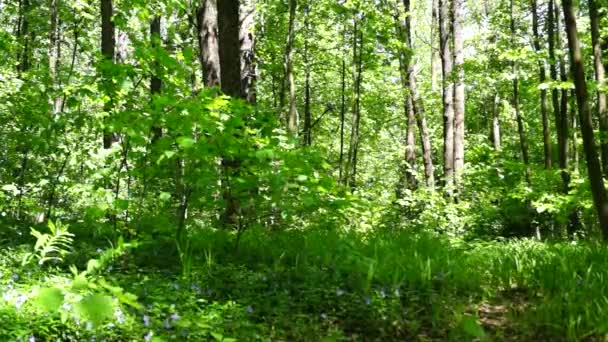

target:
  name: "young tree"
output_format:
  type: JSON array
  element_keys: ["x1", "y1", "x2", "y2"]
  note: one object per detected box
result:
[
  {"x1": 402, "y1": 0, "x2": 435, "y2": 188},
  {"x1": 150, "y1": 15, "x2": 162, "y2": 140},
  {"x1": 452, "y1": 0, "x2": 465, "y2": 186},
  {"x1": 240, "y1": 0, "x2": 256, "y2": 103},
  {"x1": 101, "y1": 0, "x2": 116, "y2": 149},
  {"x1": 562, "y1": 0, "x2": 608, "y2": 237},
  {"x1": 439, "y1": 0, "x2": 454, "y2": 187},
  {"x1": 345, "y1": 18, "x2": 364, "y2": 189},
  {"x1": 510, "y1": 0, "x2": 530, "y2": 183},
  {"x1": 284, "y1": 0, "x2": 298, "y2": 135},
  {"x1": 589, "y1": 0, "x2": 608, "y2": 177},
  {"x1": 532, "y1": 0, "x2": 551, "y2": 169}
]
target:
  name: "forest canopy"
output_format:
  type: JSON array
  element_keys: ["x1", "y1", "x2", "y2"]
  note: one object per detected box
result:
[{"x1": 1, "y1": 0, "x2": 608, "y2": 340}]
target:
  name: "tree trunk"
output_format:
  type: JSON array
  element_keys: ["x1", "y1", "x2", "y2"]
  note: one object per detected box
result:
[
  {"x1": 439, "y1": 0, "x2": 454, "y2": 188},
  {"x1": 549, "y1": 0, "x2": 570, "y2": 191},
  {"x1": 339, "y1": 28, "x2": 346, "y2": 183},
  {"x1": 284, "y1": 0, "x2": 298, "y2": 135},
  {"x1": 511, "y1": 0, "x2": 531, "y2": 184},
  {"x1": 345, "y1": 20, "x2": 363, "y2": 190},
  {"x1": 589, "y1": 0, "x2": 608, "y2": 177},
  {"x1": 431, "y1": 0, "x2": 440, "y2": 92},
  {"x1": 197, "y1": 0, "x2": 221, "y2": 87},
  {"x1": 150, "y1": 16, "x2": 162, "y2": 141},
  {"x1": 452, "y1": 0, "x2": 465, "y2": 186},
  {"x1": 403, "y1": 0, "x2": 435, "y2": 188},
  {"x1": 491, "y1": 94, "x2": 501, "y2": 151},
  {"x1": 17, "y1": 0, "x2": 30, "y2": 74},
  {"x1": 101, "y1": 0, "x2": 116, "y2": 149},
  {"x1": 562, "y1": 0, "x2": 608, "y2": 238},
  {"x1": 302, "y1": 4, "x2": 312, "y2": 146},
  {"x1": 532, "y1": 0, "x2": 551, "y2": 169},
  {"x1": 49, "y1": 0, "x2": 62, "y2": 116},
  {"x1": 217, "y1": 0, "x2": 241, "y2": 98},
  {"x1": 239, "y1": 0, "x2": 256, "y2": 103}
]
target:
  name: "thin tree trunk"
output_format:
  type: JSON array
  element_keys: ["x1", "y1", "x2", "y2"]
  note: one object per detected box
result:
[
  {"x1": 549, "y1": 0, "x2": 569, "y2": 190},
  {"x1": 49, "y1": 0, "x2": 62, "y2": 116},
  {"x1": 197, "y1": 0, "x2": 221, "y2": 87},
  {"x1": 345, "y1": 20, "x2": 363, "y2": 190},
  {"x1": 150, "y1": 16, "x2": 162, "y2": 141},
  {"x1": 397, "y1": 24, "x2": 417, "y2": 192},
  {"x1": 532, "y1": 0, "x2": 551, "y2": 169},
  {"x1": 218, "y1": 0, "x2": 241, "y2": 98},
  {"x1": 285, "y1": 0, "x2": 298, "y2": 135},
  {"x1": 439, "y1": 0, "x2": 454, "y2": 188},
  {"x1": 562, "y1": 0, "x2": 608, "y2": 238},
  {"x1": 431, "y1": 0, "x2": 440, "y2": 92},
  {"x1": 403, "y1": 0, "x2": 435, "y2": 188},
  {"x1": 511, "y1": 0, "x2": 531, "y2": 184},
  {"x1": 589, "y1": 0, "x2": 608, "y2": 177},
  {"x1": 452, "y1": 0, "x2": 465, "y2": 186},
  {"x1": 101, "y1": 0, "x2": 116, "y2": 149},
  {"x1": 339, "y1": 29, "x2": 346, "y2": 182},
  {"x1": 492, "y1": 94, "x2": 501, "y2": 151},
  {"x1": 302, "y1": 4, "x2": 311, "y2": 146}
]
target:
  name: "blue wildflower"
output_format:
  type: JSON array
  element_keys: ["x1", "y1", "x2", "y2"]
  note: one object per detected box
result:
[
  {"x1": 85, "y1": 321, "x2": 93, "y2": 331},
  {"x1": 171, "y1": 312, "x2": 180, "y2": 321},
  {"x1": 379, "y1": 288, "x2": 387, "y2": 298},
  {"x1": 364, "y1": 296, "x2": 372, "y2": 305},
  {"x1": 114, "y1": 309, "x2": 125, "y2": 324},
  {"x1": 144, "y1": 331, "x2": 154, "y2": 342},
  {"x1": 143, "y1": 314, "x2": 151, "y2": 327},
  {"x1": 28, "y1": 336, "x2": 35, "y2": 342},
  {"x1": 163, "y1": 319, "x2": 172, "y2": 329},
  {"x1": 246, "y1": 305, "x2": 254, "y2": 313},
  {"x1": 15, "y1": 294, "x2": 26, "y2": 309},
  {"x1": 11, "y1": 273, "x2": 18, "y2": 281},
  {"x1": 191, "y1": 284, "x2": 201, "y2": 294}
]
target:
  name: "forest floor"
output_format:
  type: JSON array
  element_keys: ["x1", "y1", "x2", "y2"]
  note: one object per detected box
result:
[{"x1": 1, "y1": 223, "x2": 607, "y2": 341}]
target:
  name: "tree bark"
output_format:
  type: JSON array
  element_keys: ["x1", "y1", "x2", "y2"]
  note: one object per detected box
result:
[
  {"x1": 302, "y1": 4, "x2": 312, "y2": 146},
  {"x1": 511, "y1": 0, "x2": 531, "y2": 184},
  {"x1": 439, "y1": 0, "x2": 454, "y2": 188},
  {"x1": 284, "y1": 0, "x2": 298, "y2": 134},
  {"x1": 101, "y1": 0, "x2": 116, "y2": 149},
  {"x1": 339, "y1": 27, "x2": 347, "y2": 183},
  {"x1": 217, "y1": 0, "x2": 241, "y2": 98},
  {"x1": 197, "y1": 0, "x2": 221, "y2": 87},
  {"x1": 240, "y1": 0, "x2": 256, "y2": 103},
  {"x1": 589, "y1": 0, "x2": 608, "y2": 177},
  {"x1": 431, "y1": 0, "x2": 440, "y2": 92},
  {"x1": 562, "y1": 0, "x2": 608, "y2": 238},
  {"x1": 150, "y1": 16, "x2": 162, "y2": 141},
  {"x1": 491, "y1": 94, "x2": 501, "y2": 151},
  {"x1": 452, "y1": 0, "x2": 465, "y2": 186},
  {"x1": 549, "y1": 0, "x2": 570, "y2": 191},
  {"x1": 532, "y1": 0, "x2": 551, "y2": 169},
  {"x1": 345, "y1": 20, "x2": 363, "y2": 190},
  {"x1": 403, "y1": 0, "x2": 435, "y2": 188},
  {"x1": 49, "y1": 0, "x2": 62, "y2": 116}
]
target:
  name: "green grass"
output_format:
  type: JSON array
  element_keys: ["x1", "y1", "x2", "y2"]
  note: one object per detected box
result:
[{"x1": 1, "y1": 227, "x2": 608, "y2": 341}]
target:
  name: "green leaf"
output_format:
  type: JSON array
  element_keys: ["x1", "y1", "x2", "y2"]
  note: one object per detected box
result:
[
  {"x1": 37, "y1": 287, "x2": 64, "y2": 313},
  {"x1": 177, "y1": 137, "x2": 195, "y2": 149},
  {"x1": 461, "y1": 315, "x2": 485, "y2": 338},
  {"x1": 76, "y1": 294, "x2": 113, "y2": 326}
]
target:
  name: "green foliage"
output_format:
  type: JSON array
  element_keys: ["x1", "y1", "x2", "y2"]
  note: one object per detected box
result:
[{"x1": 22, "y1": 221, "x2": 74, "y2": 266}]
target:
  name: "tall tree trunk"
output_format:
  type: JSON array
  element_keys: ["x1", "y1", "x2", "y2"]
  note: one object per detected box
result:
[
  {"x1": 101, "y1": 0, "x2": 116, "y2": 149},
  {"x1": 17, "y1": 0, "x2": 30, "y2": 74},
  {"x1": 403, "y1": 0, "x2": 435, "y2": 188},
  {"x1": 589, "y1": 0, "x2": 608, "y2": 177},
  {"x1": 339, "y1": 28, "x2": 346, "y2": 183},
  {"x1": 532, "y1": 0, "x2": 551, "y2": 169},
  {"x1": 197, "y1": 0, "x2": 221, "y2": 87},
  {"x1": 439, "y1": 0, "x2": 454, "y2": 188},
  {"x1": 491, "y1": 94, "x2": 501, "y2": 151},
  {"x1": 49, "y1": 0, "x2": 62, "y2": 116},
  {"x1": 240, "y1": 0, "x2": 256, "y2": 103},
  {"x1": 150, "y1": 16, "x2": 162, "y2": 141},
  {"x1": 284, "y1": 0, "x2": 298, "y2": 134},
  {"x1": 452, "y1": 0, "x2": 465, "y2": 186},
  {"x1": 218, "y1": 0, "x2": 241, "y2": 98},
  {"x1": 302, "y1": 4, "x2": 312, "y2": 146},
  {"x1": 431, "y1": 0, "x2": 440, "y2": 92},
  {"x1": 511, "y1": 0, "x2": 531, "y2": 184},
  {"x1": 345, "y1": 20, "x2": 363, "y2": 190},
  {"x1": 562, "y1": 0, "x2": 608, "y2": 238},
  {"x1": 397, "y1": 26, "x2": 417, "y2": 192},
  {"x1": 549, "y1": 0, "x2": 570, "y2": 191}
]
